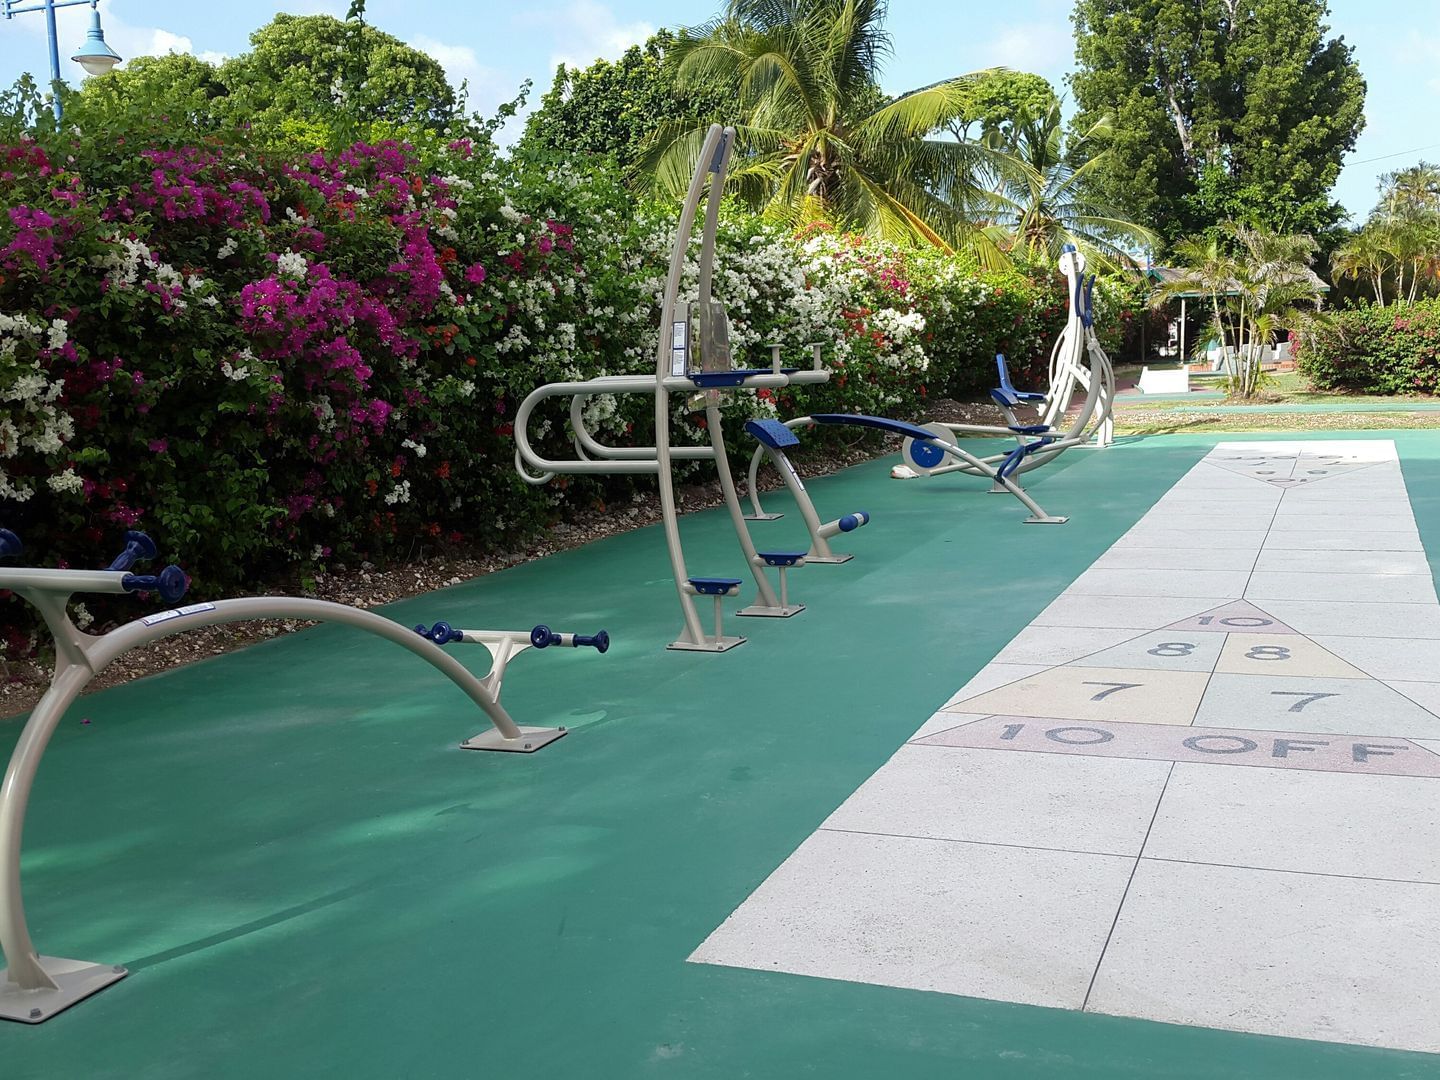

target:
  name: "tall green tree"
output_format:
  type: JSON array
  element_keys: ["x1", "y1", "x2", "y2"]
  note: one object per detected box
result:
[
  {"x1": 517, "y1": 31, "x2": 729, "y2": 169},
  {"x1": 1070, "y1": 0, "x2": 1366, "y2": 244},
  {"x1": 214, "y1": 13, "x2": 456, "y2": 141},
  {"x1": 648, "y1": 0, "x2": 1001, "y2": 259},
  {"x1": 945, "y1": 70, "x2": 1057, "y2": 144},
  {"x1": 71, "y1": 53, "x2": 227, "y2": 135}
]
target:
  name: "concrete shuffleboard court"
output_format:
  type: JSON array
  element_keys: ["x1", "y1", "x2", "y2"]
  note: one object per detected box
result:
[{"x1": 693, "y1": 441, "x2": 1440, "y2": 1055}]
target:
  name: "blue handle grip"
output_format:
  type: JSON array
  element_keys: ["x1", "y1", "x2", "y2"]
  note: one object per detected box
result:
[
  {"x1": 574, "y1": 630, "x2": 610, "y2": 653},
  {"x1": 0, "y1": 529, "x2": 21, "y2": 558},
  {"x1": 108, "y1": 530, "x2": 157, "y2": 572},
  {"x1": 530, "y1": 625, "x2": 610, "y2": 653},
  {"x1": 1082, "y1": 274, "x2": 1096, "y2": 328},
  {"x1": 414, "y1": 622, "x2": 463, "y2": 645},
  {"x1": 121, "y1": 564, "x2": 187, "y2": 604}
]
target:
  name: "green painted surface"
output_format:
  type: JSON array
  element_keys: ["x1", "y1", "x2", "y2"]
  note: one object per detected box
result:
[{"x1": 3, "y1": 433, "x2": 1439, "y2": 1079}]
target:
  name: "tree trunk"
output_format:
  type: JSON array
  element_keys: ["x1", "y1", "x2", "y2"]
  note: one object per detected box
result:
[{"x1": 1163, "y1": 80, "x2": 1193, "y2": 162}]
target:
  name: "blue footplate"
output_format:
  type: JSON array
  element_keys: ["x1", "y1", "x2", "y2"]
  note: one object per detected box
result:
[
  {"x1": 688, "y1": 577, "x2": 743, "y2": 595},
  {"x1": 756, "y1": 551, "x2": 806, "y2": 567},
  {"x1": 745, "y1": 418, "x2": 802, "y2": 450}
]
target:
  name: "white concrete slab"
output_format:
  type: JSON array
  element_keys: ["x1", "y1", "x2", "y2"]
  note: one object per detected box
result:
[
  {"x1": 991, "y1": 625, "x2": 1145, "y2": 666},
  {"x1": 1123, "y1": 513, "x2": 1279, "y2": 532},
  {"x1": 940, "y1": 664, "x2": 1047, "y2": 709},
  {"x1": 1066, "y1": 567, "x2": 1249, "y2": 599},
  {"x1": 1111, "y1": 528, "x2": 1268, "y2": 550},
  {"x1": 1257, "y1": 600, "x2": 1440, "y2": 639},
  {"x1": 907, "y1": 711, "x2": 990, "y2": 741},
  {"x1": 1086, "y1": 859, "x2": 1440, "y2": 1052},
  {"x1": 825, "y1": 745, "x2": 1171, "y2": 855},
  {"x1": 1152, "y1": 494, "x2": 1281, "y2": 510},
  {"x1": 1262, "y1": 530, "x2": 1424, "y2": 552},
  {"x1": 1265, "y1": 513, "x2": 1419, "y2": 534},
  {"x1": 1390, "y1": 682, "x2": 1440, "y2": 717},
  {"x1": 690, "y1": 829, "x2": 1135, "y2": 1010},
  {"x1": 1312, "y1": 636, "x2": 1440, "y2": 683},
  {"x1": 1090, "y1": 547, "x2": 1260, "y2": 572},
  {"x1": 1146, "y1": 763, "x2": 1440, "y2": 883},
  {"x1": 1246, "y1": 570, "x2": 1438, "y2": 604},
  {"x1": 1033, "y1": 595, "x2": 1231, "y2": 630},
  {"x1": 1194, "y1": 673, "x2": 1440, "y2": 738},
  {"x1": 1253, "y1": 549, "x2": 1432, "y2": 576}
]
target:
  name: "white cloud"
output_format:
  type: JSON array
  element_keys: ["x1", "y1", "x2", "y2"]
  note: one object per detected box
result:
[
  {"x1": 410, "y1": 36, "x2": 488, "y2": 90},
  {"x1": 1394, "y1": 32, "x2": 1440, "y2": 66},
  {"x1": 984, "y1": 23, "x2": 1074, "y2": 73},
  {"x1": 518, "y1": 1, "x2": 654, "y2": 73}
]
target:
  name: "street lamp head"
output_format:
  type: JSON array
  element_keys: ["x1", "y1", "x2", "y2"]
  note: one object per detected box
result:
[{"x1": 72, "y1": 5, "x2": 121, "y2": 77}]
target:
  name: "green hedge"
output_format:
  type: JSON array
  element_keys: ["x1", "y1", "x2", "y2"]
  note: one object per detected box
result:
[
  {"x1": 0, "y1": 115, "x2": 1115, "y2": 647},
  {"x1": 1296, "y1": 300, "x2": 1440, "y2": 393}
]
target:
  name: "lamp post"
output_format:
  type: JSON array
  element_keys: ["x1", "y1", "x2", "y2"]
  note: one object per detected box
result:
[{"x1": 1, "y1": 0, "x2": 122, "y2": 121}]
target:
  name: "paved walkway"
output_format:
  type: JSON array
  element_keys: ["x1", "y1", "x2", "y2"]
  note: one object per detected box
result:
[{"x1": 694, "y1": 440, "x2": 1440, "y2": 1055}]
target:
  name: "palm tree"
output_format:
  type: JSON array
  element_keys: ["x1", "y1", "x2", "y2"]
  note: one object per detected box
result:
[
  {"x1": 646, "y1": 0, "x2": 1004, "y2": 261},
  {"x1": 1156, "y1": 223, "x2": 1327, "y2": 398},
  {"x1": 1223, "y1": 224, "x2": 1329, "y2": 397},
  {"x1": 1330, "y1": 226, "x2": 1390, "y2": 305},
  {"x1": 1151, "y1": 234, "x2": 1238, "y2": 354},
  {"x1": 986, "y1": 102, "x2": 1156, "y2": 272}
]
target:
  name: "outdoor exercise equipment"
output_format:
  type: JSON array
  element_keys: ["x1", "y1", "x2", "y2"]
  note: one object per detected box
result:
[
  {"x1": 0, "y1": 528, "x2": 604, "y2": 1023},
  {"x1": 741, "y1": 247, "x2": 1111, "y2": 539},
  {"x1": 412, "y1": 621, "x2": 608, "y2": 750},
  {"x1": 894, "y1": 243, "x2": 1116, "y2": 482},
  {"x1": 514, "y1": 124, "x2": 835, "y2": 652},
  {"x1": 743, "y1": 411, "x2": 1068, "y2": 541}
]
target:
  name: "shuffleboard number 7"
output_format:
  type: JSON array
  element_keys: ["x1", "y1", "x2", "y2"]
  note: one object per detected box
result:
[
  {"x1": 1271, "y1": 691, "x2": 1340, "y2": 713},
  {"x1": 1082, "y1": 681, "x2": 1143, "y2": 701}
]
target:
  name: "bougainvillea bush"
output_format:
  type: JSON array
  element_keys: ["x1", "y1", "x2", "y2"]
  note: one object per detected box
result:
[
  {"x1": 0, "y1": 112, "x2": 1098, "y2": 643},
  {"x1": 1295, "y1": 299, "x2": 1440, "y2": 394}
]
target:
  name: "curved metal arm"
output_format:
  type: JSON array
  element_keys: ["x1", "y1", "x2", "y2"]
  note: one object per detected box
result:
[
  {"x1": 0, "y1": 594, "x2": 553, "y2": 1009},
  {"x1": 514, "y1": 376, "x2": 665, "y2": 479},
  {"x1": 567, "y1": 392, "x2": 716, "y2": 463}
]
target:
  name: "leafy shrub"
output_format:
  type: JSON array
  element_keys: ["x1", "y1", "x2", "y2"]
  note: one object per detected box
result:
[
  {"x1": 1295, "y1": 300, "x2": 1440, "y2": 393},
  {"x1": 0, "y1": 110, "x2": 1113, "y2": 649}
]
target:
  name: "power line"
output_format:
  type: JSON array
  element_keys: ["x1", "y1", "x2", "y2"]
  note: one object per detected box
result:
[{"x1": 1349, "y1": 143, "x2": 1440, "y2": 166}]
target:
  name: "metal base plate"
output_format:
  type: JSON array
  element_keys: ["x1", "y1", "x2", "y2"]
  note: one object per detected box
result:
[
  {"x1": 744, "y1": 512, "x2": 784, "y2": 521},
  {"x1": 735, "y1": 603, "x2": 805, "y2": 618},
  {"x1": 0, "y1": 957, "x2": 127, "y2": 1023},
  {"x1": 1024, "y1": 515, "x2": 1069, "y2": 525},
  {"x1": 460, "y1": 725, "x2": 568, "y2": 753},
  {"x1": 803, "y1": 553, "x2": 853, "y2": 564},
  {"x1": 667, "y1": 635, "x2": 746, "y2": 652}
]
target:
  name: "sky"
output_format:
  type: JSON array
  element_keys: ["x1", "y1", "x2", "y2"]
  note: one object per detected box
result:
[{"x1": 0, "y1": 0, "x2": 1436, "y2": 222}]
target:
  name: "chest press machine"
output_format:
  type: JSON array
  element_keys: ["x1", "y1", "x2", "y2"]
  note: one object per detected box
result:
[{"x1": 514, "y1": 125, "x2": 839, "y2": 652}]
